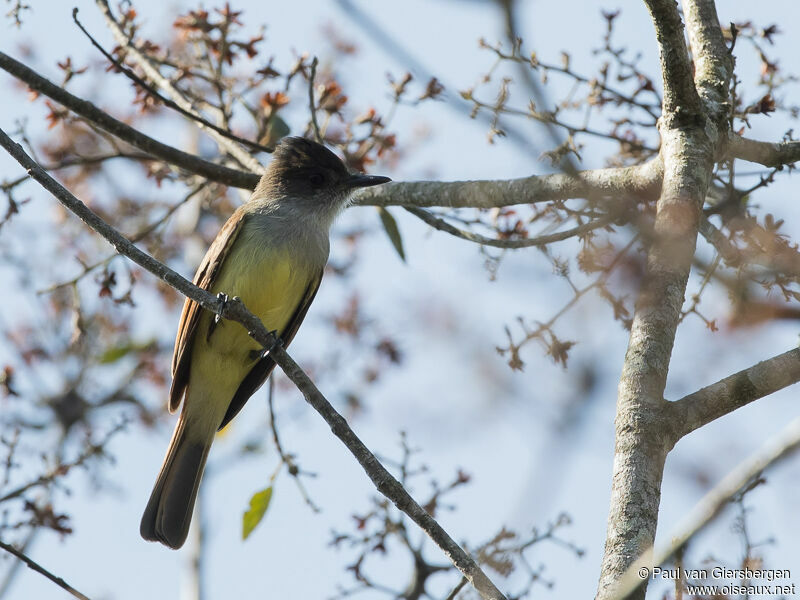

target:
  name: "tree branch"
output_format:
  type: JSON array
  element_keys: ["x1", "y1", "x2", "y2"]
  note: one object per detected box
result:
[
  {"x1": 0, "y1": 49, "x2": 669, "y2": 214},
  {"x1": 668, "y1": 347, "x2": 800, "y2": 440},
  {"x1": 354, "y1": 158, "x2": 662, "y2": 209},
  {"x1": 0, "y1": 51, "x2": 260, "y2": 190},
  {"x1": 0, "y1": 127, "x2": 506, "y2": 600},
  {"x1": 404, "y1": 206, "x2": 616, "y2": 249},
  {"x1": 72, "y1": 8, "x2": 273, "y2": 155},
  {"x1": 0, "y1": 539, "x2": 91, "y2": 600},
  {"x1": 597, "y1": 1, "x2": 722, "y2": 597},
  {"x1": 643, "y1": 0, "x2": 703, "y2": 126},
  {"x1": 307, "y1": 57, "x2": 323, "y2": 144},
  {"x1": 95, "y1": 0, "x2": 266, "y2": 174},
  {"x1": 682, "y1": 0, "x2": 733, "y2": 117},
  {"x1": 728, "y1": 134, "x2": 800, "y2": 168},
  {"x1": 609, "y1": 415, "x2": 800, "y2": 600}
]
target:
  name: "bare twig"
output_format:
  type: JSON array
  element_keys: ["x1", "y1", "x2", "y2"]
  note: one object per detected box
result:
[
  {"x1": 72, "y1": 8, "x2": 273, "y2": 155},
  {"x1": 445, "y1": 577, "x2": 468, "y2": 600},
  {"x1": 95, "y1": 0, "x2": 266, "y2": 174},
  {"x1": 0, "y1": 422, "x2": 125, "y2": 504},
  {"x1": 0, "y1": 539, "x2": 91, "y2": 600},
  {"x1": 0, "y1": 127, "x2": 506, "y2": 600},
  {"x1": 38, "y1": 183, "x2": 207, "y2": 294},
  {"x1": 0, "y1": 51, "x2": 260, "y2": 190},
  {"x1": 334, "y1": 0, "x2": 539, "y2": 155},
  {"x1": 266, "y1": 379, "x2": 320, "y2": 512},
  {"x1": 404, "y1": 206, "x2": 616, "y2": 249},
  {"x1": 307, "y1": 57, "x2": 323, "y2": 143}
]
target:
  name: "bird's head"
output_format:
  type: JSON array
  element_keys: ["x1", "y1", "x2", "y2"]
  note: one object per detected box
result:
[{"x1": 255, "y1": 137, "x2": 390, "y2": 214}]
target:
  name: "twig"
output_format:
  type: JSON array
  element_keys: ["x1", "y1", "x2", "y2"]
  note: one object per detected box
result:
[
  {"x1": 405, "y1": 206, "x2": 615, "y2": 249},
  {"x1": 445, "y1": 577, "x2": 468, "y2": 600},
  {"x1": 0, "y1": 51, "x2": 259, "y2": 190},
  {"x1": 267, "y1": 379, "x2": 320, "y2": 512},
  {"x1": 0, "y1": 539, "x2": 91, "y2": 600},
  {"x1": 308, "y1": 57, "x2": 323, "y2": 143},
  {"x1": 498, "y1": 0, "x2": 581, "y2": 176},
  {"x1": 0, "y1": 127, "x2": 506, "y2": 600},
  {"x1": 72, "y1": 8, "x2": 272, "y2": 156},
  {"x1": 0, "y1": 528, "x2": 38, "y2": 597},
  {"x1": 38, "y1": 183, "x2": 207, "y2": 294},
  {"x1": 95, "y1": 0, "x2": 266, "y2": 174},
  {"x1": 0, "y1": 422, "x2": 125, "y2": 504},
  {"x1": 334, "y1": 0, "x2": 539, "y2": 155}
]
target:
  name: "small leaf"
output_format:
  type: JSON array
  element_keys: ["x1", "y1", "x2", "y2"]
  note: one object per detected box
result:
[
  {"x1": 97, "y1": 340, "x2": 153, "y2": 364},
  {"x1": 377, "y1": 207, "x2": 405, "y2": 262},
  {"x1": 242, "y1": 486, "x2": 273, "y2": 540},
  {"x1": 260, "y1": 115, "x2": 290, "y2": 147}
]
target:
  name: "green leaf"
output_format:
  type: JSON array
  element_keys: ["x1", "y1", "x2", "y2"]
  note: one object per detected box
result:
[
  {"x1": 262, "y1": 115, "x2": 290, "y2": 147},
  {"x1": 242, "y1": 486, "x2": 273, "y2": 540},
  {"x1": 97, "y1": 340, "x2": 154, "y2": 364},
  {"x1": 377, "y1": 207, "x2": 406, "y2": 262}
]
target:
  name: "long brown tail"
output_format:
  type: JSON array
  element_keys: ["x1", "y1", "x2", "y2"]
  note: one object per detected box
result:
[{"x1": 140, "y1": 413, "x2": 214, "y2": 549}]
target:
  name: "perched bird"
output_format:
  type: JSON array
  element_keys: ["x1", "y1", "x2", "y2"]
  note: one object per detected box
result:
[{"x1": 140, "y1": 137, "x2": 390, "y2": 549}]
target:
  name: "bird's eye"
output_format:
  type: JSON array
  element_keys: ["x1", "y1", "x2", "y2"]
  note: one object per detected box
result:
[{"x1": 309, "y1": 172, "x2": 325, "y2": 187}]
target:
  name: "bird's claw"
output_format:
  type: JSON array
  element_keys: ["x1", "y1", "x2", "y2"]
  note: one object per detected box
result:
[
  {"x1": 214, "y1": 292, "x2": 229, "y2": 324},
  {"x1": 264, "y1": 330, "x2": 283, "y2": 358}
]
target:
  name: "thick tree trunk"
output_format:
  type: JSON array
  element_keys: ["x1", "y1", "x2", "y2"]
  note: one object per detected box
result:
[{"x1": 596, "y1": 0, "x2": 731, "y2": 597}]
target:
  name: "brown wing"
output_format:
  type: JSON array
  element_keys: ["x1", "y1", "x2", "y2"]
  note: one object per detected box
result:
[
  {"x1": 168, "y1": 207, "x2": 248, "y2": 413},
  {"x1": 218, "y1": 270, "x2": 322, "y2": 429}
]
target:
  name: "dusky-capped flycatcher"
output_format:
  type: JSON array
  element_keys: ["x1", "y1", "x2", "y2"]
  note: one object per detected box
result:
[{"x1": 140, "y1": 136, "x2": 390, "y2": 549}]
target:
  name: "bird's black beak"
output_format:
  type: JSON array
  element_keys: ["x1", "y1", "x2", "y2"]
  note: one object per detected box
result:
[{"x1": 346, "y1": 173, "x2": 392, "y2": 188}]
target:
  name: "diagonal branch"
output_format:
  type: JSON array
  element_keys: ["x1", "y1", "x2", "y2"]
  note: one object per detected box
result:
[
  {"x1": 668, "y1": 347, "x2": 800, "y2": 441},
  {"x1": 72, "y1": 8, "x2": 273, "y2": 155},
  {"x1": 0, "y1": 539, "x2": 91, "y2": 600},
  {"x1": 95, "y1": 0, "x2": 265, "y2": 174},
  {"x1": 0, "y1": 51, "x2": 260, "y2": 190},
  {"x1": 0, "y1": 127, "x2": 506, "y2": 600}
]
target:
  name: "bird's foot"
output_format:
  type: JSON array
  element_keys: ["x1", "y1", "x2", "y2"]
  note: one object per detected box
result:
[
  {"x1": 214, "y1": 292, "x2": 230, "y2": 324},
  {"x1": 264, "y1": 330, "x2": 284, "y2": 358},
  {"x1": 248, "y1": 331, "x2": 284, "y2": 361}
]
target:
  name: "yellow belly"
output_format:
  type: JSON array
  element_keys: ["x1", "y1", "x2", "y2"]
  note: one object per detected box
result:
[{"x1": 187, "y1": 240, "x2": 313, "y2": 411}]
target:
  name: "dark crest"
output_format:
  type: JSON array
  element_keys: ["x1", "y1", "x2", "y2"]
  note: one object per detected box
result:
[
  {"x1": 254, "y1": 137, "x2": 390, "y2": 201},
  {"x1": 256, "y1": 137, "x2": 348, "y2": 197},
  {"x1": 272, "y1": 137, "x2": 349, "y2": 177}
]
